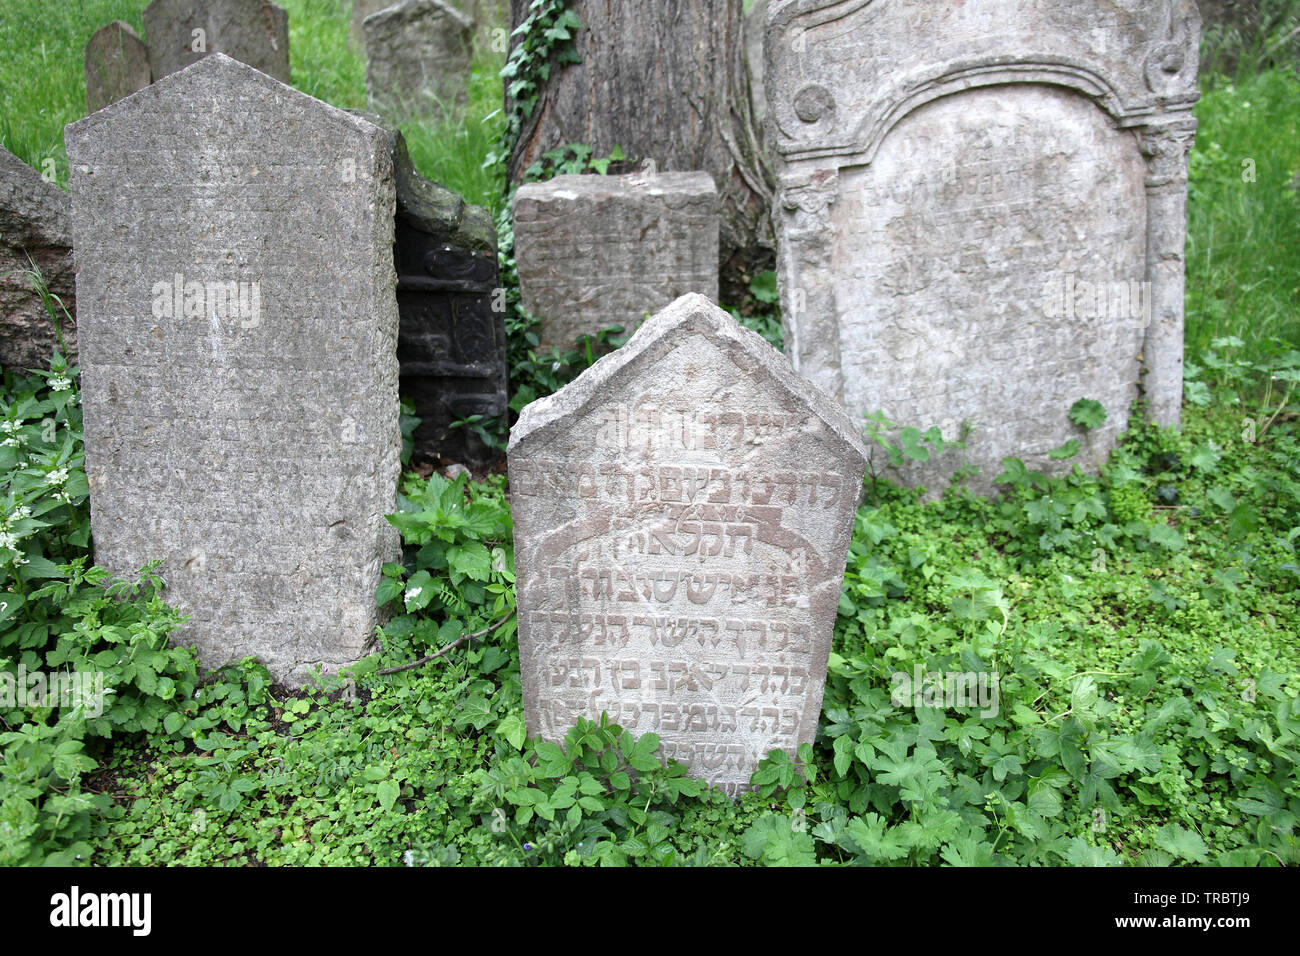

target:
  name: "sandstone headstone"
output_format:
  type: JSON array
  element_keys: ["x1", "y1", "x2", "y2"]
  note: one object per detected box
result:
[
  {"x1": 508, "y1": 293, "x2": 867, "y2": 796},
  {"x1": 65, "y1": 54, "x2": 399, "y2": 686},
  {"x1": 144, "y1": 0, "x2": 290, "y2": 83},
  {"x1": 85, "y1": 21, "x2": 153, "y2": 114},
  {"x1": 513, "y1": 173, "x2": 720, "y2": 350},
  {"x1": 0, "y1": 148, "x2": 77, "y2": 372},
  {"x1": 364, "y1": 0, "x2": 472, "y2": 122},
  {"x1": 767, "y1": 0, "x2": 1201, "y2": 494},
  {"x1": 391, "y1": 132, "x2": 507, "y2": 467}
]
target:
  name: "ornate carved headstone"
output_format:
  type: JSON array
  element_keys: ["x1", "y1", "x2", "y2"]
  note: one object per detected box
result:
[
  {"x1": 513, "y1": 172, "x2": 720, "y2": 350},
  {"x1": 144, "y1": 0, "x2": 290, "y2": 83},
  {"x1": 85, "y1": 21, "x2": 153, "y2": 114},
  {"x1": 363, "y1": 0, "x2": 472, "y2": 122},
  {"x1": 767, "y1": 0, "x2": 1201, "y2": 494},
  {"x1": 0, "y1": 147, "x2": 77, "y2": 372},
  {"x1": 509, "y1": 294, "x2": 866, "y2": 796},
  {"x1": 65, "y1": 54, "x2": 400, "y2": 686},
  {"x1": 391, "y1": 133, "x2": 507, "y2": 467}
]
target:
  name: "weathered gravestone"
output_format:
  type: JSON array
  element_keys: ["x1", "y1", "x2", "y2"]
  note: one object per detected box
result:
[
  {"x1": 85, "y1": 21, "x2": 153, "y2": 114},
  {"x1": 353, "y1": 0, "x2": 507, "y2": 53},
  {"x1": 513, "y1": 173, "x2": 720, "y2": 350},
  {"x1": 364, "y1": 0, "x2": 472, "y2": 122},
  {"x1": 0, "y1": 148, "x2": 77, "y2": 372},
  {"x1": 767, "y1": 0, "x2": 1201, "y2": 494},
  {"x1": 144, "y1": 0, "x2": 290, "y2": 84},
  {"x1": 65, "y1": 54, "x2": 400, "y2": 686},
  {"x1": 390, "y1": 132, "x2": 507, "y2": 467},
  {"x1": 509, "y1": 293, "x2": 867, "y2": 795}
]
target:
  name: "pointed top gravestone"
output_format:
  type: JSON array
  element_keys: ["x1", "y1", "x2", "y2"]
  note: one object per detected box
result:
[
  {"x1": 64, "y1": 53, "x2": 400, "y2": 686},
  {"x1": 85, "y1": 21, "x2": 152, "y2": 114},
  {"x1": 144, "y1": 0, "x2": 290, "y2": 83},
  {"x1": 508, "y1": 293, "x2": 867, "y2": 796},
  {"x1": 0, "y1": 147, "x2": 76, "y2": 372},
  {"x1": 767, "y1": 0, "x2": 1201, "y2": 494}
]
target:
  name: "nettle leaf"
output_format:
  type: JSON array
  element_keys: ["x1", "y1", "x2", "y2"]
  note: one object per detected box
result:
[{"x1": 1069, "y1": 398, "x2": 1107, "y2": 430}]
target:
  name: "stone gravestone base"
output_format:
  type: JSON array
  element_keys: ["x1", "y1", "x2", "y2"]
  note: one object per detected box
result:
[
  {"x1": 513, "y1": 172, "x2": 720, "y2": 351},
  {"x1": 509, "y1": 293, "x2": 866, "y2": 796},
  {"x1": 65, "y1": 54, "x2": 398, "y2": 687}
]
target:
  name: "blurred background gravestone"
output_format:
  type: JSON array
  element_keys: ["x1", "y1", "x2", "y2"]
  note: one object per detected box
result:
[
  {"x1": 509, "y1": 294, "x2": 866, "y2": 796},
  {"x1": 144, "y1": 0, "x2": 290, "y2": 83},
  {"x1": 768, "y1": 0, "x2": 1202, "y2": 496},
  {"x1": 0, "y1": 147, "x2": 77, "y2": 372},
  {"x1": 85, "y1": 21, "x2": 152, "y2": 114},
  {"x1": 363, "y1": 0, "x2": 472, "y2": 123},
  {"x1": 65, "y1": 54, "x2": 399, "y2": 687}
]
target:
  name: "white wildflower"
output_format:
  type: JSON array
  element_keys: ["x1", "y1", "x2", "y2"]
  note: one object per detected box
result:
[{"x1": 46, "y1": 467, "x2": 69, "y2": 486}]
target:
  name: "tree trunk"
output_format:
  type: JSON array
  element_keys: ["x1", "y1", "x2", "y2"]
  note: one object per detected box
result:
[{"x1": 507, "y1": 0, "x2": 774, "y2": 303}]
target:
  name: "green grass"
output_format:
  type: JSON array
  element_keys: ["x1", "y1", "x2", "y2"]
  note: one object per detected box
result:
[
  {"x1": 0, "y1": 0, "x2": 505, "y2": 212},
  {"x1": 1186, "y1": 68, "x2": 1300, "y2": 363}
]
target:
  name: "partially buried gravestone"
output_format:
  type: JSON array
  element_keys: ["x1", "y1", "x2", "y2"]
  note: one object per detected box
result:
[
  {"x1": 767, "y1": 0, "x2": 1201, "y2": 495},
  {"x1": 513, "y1": 173, "x2": 720, "y2": 351},
  {"x1": 508, "y1": 294, "x2": 867, "y2": 796},
  {"x1": 0, "y1": 147, "x2": 77, "y2": 372},
  {"x1": 144, "y1": 0, "x2": 290, "y2": 83},
  {"x1": 64, "y1": 54, "x2": 400, "y2": 687},
  {"x1": 85, "y1": 21, "x2": 152, "y2": 114},
  {"x1": 364, "y1": 0, "x2": 472, "y2": 123},
  {"x1": 390, "y1": 131, "x2": 507, "y2": 467}
]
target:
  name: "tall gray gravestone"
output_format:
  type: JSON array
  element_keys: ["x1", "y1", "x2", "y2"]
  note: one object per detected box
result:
[
  {"x1": 364, "y1": 0, "x2": 472, "y2": 123},
  {"x1": 513, "y1": 173, "x2": 720, "y2": 350},
  {"x1": 144, "y1": 0, "x2": 290, "y2": 84},
  {"x1": 65, "y1": 54, "x2": 400, "y2": 687},
  {"x1": 85, "y1": 21, "x2": 153, "y2": 114},
  {"x1": 509, "y1": 294, "x2": 867, "y2": 796},
  {"x1": 0, "y1": 148, "x2": 77, "y2": 372},
  {"x1": 767, "y1": 0, "x2": 1201, "y2": 494}
]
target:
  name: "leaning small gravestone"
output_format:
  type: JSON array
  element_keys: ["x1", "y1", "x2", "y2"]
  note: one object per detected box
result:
[
  {"x1": 65, "y1": 54, "x2": 400, "y2": 686},
  {"x1": 390, "y1": 131, "x2": 507, "y2": 467},
  {"x1": 508, "y1": 293, "x2": 867, "y2": 796},
  {"x1": 364, "y1": 0, "x2": 472, "y2": 123},
  {"x1": 513, "y1": 172, "x2": 720, "y2": 350},
  {"x1": 144, "y1": 0, "x2": 290, "y2": 83},
  {"x1": 85, "y1": 21, "x2": 152, "y2": 114},
  {"x1": 767, "y1": 0, "x2": 1201, "y2": 494},
  {"x1": 0, "y1": 147, "x2": 77, "y2": 372}
]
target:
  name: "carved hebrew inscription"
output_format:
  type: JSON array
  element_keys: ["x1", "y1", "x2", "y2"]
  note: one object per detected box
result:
[{"x1": 509, "y1": 295, "x2": 865, "y2": 795}]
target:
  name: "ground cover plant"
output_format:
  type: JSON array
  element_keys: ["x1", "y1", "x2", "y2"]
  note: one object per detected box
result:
[{"x1": 0, "y1": 0, "x2": 1296, "y2": 866}]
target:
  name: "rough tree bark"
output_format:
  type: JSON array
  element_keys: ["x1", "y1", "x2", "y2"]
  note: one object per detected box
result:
[{"x1": 507, "y1": 0, "x2": 774, "y2": 303}]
